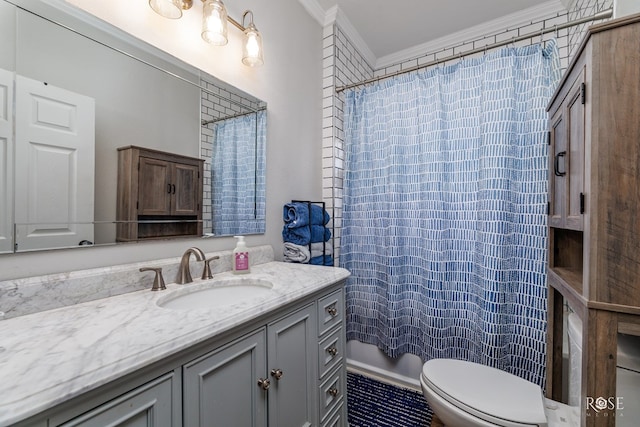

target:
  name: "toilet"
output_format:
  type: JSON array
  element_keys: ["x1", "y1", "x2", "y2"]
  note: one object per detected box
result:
[{"x1": 420, "y1": 358, "x2": 579, "y2": 426}]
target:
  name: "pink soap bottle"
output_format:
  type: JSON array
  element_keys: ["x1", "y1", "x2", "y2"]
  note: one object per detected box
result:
[{"x1": 233, "y1": 236, "x2": 250, "y2": 274}]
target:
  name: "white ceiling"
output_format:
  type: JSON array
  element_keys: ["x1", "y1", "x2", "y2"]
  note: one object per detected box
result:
[{"x1": 305, "y1": 0, "x2": 568, "y2": 67}]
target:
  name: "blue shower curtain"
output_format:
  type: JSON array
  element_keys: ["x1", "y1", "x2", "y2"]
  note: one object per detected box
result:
[
  {"x1": 211, "y1": 110, "x2": 266, "y2": 235},
  {"x1": 341, "y1": 41, "x2": 560, "y2": 386}
]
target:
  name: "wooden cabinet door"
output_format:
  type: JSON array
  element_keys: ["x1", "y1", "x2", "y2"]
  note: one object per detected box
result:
[
  {"x1": 267, "y1": 304, "x2": 317, "y2": 427},
  {"x1": 549, "y1": 106, "x2": 567, "y2": 228},
  {"x1": 564, "y1": 73, "x2": 585, "y2": 231},
  {"x1": 548, "y1": 72, "x2": 585, "y2": 231},
  {"x1": 138, "y1": 157, "x2": 171, "y2": 215},
  {"x1": 172, "y1": 162, "x2": 200, "y2": 216},
  {"x1": 183, "y1": 328, "x2": 268, "y2": 427}
]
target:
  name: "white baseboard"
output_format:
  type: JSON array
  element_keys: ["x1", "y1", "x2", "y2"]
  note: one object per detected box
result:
[{"x1": 346, "y1": 358, "x2": 423, "y2": 393}]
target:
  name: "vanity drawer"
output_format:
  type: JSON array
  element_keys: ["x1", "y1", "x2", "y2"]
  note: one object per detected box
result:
[
  {"x1": 319, "y1": 366, "x2": 345, "y2": 423},
  {"x1": 317, "y1": 289, "x2": 344, "y2": 336},
  {"x1": 322, "y1": 403, "x2": 346, "y2": 427},
  {"x1": 318, "y1": 327, "x2": 344, "y2": 379}
]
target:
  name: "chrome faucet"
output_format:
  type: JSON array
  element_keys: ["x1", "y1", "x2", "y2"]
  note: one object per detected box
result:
[{"x1": 176, "y1": 247, "x2": 206, "y2": 284}]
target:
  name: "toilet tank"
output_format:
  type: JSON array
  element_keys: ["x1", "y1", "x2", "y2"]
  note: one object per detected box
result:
[{"x1": 567, "y1": 312, "x2": 582, "y2": 408}]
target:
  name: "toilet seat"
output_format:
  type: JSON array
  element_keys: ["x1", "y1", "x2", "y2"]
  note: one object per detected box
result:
[{"x1": 421, "y1": 359, "x2": 548, "y2": 426}]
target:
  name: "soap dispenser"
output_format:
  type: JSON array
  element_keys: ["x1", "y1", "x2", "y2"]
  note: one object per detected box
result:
[{"x1": 233, "y1": 236, "x2": 250, "y2": 274}]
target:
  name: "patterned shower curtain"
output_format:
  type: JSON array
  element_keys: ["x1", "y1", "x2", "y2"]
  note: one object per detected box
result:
[
  {"x1": 211, "y1": 110, "x2": 266, "y2": 235},
  {"x1": 341, "y1": 41, "x2": 560, "y2": 386}
]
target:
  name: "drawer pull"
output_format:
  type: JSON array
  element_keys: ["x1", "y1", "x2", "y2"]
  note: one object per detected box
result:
[
  {"x1": 270, "y1": 368, "x2": 284, "y2": 380},
  {"x1": 257, "y1": 378, "x2": 271, "y2": 391},
  {"x1": 327, "y1": 346, "x2": 338, "y2": 357},
  {"x1": 328, "y1": 387, "x2": 339, "y2": 397},
  {"x1": 326, "y1": 306, "x2": 338, "y2": 317}
]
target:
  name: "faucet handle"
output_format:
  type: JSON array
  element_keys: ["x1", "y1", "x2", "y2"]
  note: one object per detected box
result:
[
  {"x1": 140, "y1": 267, "x2": 166, "y2": 291},
  {"x1": 202, "y1": 256, "x2": 220, "y2": 280}
]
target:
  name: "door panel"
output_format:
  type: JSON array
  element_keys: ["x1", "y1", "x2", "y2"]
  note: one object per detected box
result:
[
  {"x1": 267, "y1": 304, "x2": 317, "y2": 427},
  {"x1": 14, "y1": 75, "x2": 95, "y2": 251},
  {"x1": 0, "y1": 68, "x2": 13, "y2": 253},
  {"x1": 172, "y1": 163, "x2": 200, "y2": 215},
  {"x1": 138, "y1": 157, "x2": 171, "y2": 215},
  {"x1": 183, "y1": 328, "x2": 268, "y2": 427}
]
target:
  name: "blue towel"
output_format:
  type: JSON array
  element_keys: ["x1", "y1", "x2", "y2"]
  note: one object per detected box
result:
[
  {"x1": 310, "y1": 255, "x2": 333, "y2": 266},
  {"x1": 283, "y1": 202, "x2": 330, "y2": 228},
  {"x1": 282, "y1": 225, "x2": 331, "y2": 245}
]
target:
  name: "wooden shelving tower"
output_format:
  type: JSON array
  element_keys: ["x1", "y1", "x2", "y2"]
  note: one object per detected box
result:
[{"x1": 546, "y1": 13, "x2": 640, "y2": 426}]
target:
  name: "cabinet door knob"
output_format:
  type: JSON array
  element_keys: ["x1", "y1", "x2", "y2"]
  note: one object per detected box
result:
[
  {"x1": 327, "y1": 346, "x2": 338, "y2": 357},
  {"x1": 257, "y1": 378, "x2": 271, "y2": 391},
  {"x1": 326, "y1": 306, "x2": 338, "y2": 317},
  {"x1": 270, "y1": 368, "x2": 284, "y2": 380},
  {"x1": 328, "y1": 387, "x2": 339, "y2": 397}
]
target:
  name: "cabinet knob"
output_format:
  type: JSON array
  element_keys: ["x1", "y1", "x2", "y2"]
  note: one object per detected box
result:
[
  {"x1": 326, "y1": 306, "x2": 338, "y2": 317},
  {"x1": 270, "y1": 368, "x2": 284, "y2": 380},
  {"x1": 327, "y1": 346, "x2": 338, "y2": 357},
  {"x1": 328, "y1": 387, "x2": 339, "y2": 397},
  {"x1": 257, "y1": 378, "x2": 271, "y2": 391}
]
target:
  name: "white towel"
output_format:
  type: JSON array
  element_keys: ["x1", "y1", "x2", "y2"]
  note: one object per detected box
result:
[
  {"x1": 283, "y1": 242, "x2": 310, "y2": 263},
  {"x1": 283, "y1": 242, "x2": 333, "y2": 263}
]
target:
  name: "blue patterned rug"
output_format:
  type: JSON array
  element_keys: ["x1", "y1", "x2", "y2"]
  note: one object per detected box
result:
[{"x1": 347, "y1": 372, "x2": 434, "y2": 427}]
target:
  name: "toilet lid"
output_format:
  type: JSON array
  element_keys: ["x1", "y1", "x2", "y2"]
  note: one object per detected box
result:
[{"x1": 421, "y1": 359, "x2": 547, "y2": 425}]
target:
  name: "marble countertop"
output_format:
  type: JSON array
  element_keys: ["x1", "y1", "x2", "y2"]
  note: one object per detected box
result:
[{"x1": 0, "y1": 261, "x2": 350, "y2": 426}]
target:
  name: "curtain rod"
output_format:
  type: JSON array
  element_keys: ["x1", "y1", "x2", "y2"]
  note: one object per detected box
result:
[
  {"x1": 336, "y1": 8, "x2": 613, "y2": 93},
  {"x1": 201, "y1": 107, "x2": 266, "y2": 126}
]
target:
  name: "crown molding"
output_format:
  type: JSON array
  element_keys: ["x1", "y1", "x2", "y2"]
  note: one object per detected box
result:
[
  {"x1": 298, "y1": 0, "x2": 376, "y2": 68},
  {"x1": 332, "y1": 6, "x2": 377, "y2": 68},
  {"x1": 297, "y1": 0, "x2": 326, "y2": 26},
  {"x1": 376, "y1": 0, "x2": 567, "y2": 69}
]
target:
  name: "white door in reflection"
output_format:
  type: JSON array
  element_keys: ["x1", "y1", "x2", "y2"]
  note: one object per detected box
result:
[
  {"x1": 0, "y1": 68, "x2": 13, "y2": 254},
  {"x1": 14, "y1": 75, "x2": 95, "y2": 251}
]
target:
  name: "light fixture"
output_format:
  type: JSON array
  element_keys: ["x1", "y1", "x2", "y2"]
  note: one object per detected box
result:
[
  {"x1": 149, "y1": 0, "x2": 264, "y2": 66},
  {"x1": 148, "y1": 0, "x2": 193, "y2": 19},
  {"x1": 202, "y1": 0, "x2": 228, "y2": 45},
  {"x1": 241, "y1": 11, "x2": 263, "y2": 67}
]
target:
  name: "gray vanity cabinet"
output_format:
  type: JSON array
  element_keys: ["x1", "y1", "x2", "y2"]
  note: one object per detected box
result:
[
  {"x1": 183, "y1": 304, "x2": 318, "y2": 427},
  {"x1": 183, "y1": 328, "x2": 269, "y2": 427},
  {"x1": 267, "y1": 304, "x2": 318, "y2": 427},
  {"x1": 53, "y1": 373, "x2": 177, "y2": 427},
  {"x1": 12, "y1": 282, "x2": 347, "y2": 427}
]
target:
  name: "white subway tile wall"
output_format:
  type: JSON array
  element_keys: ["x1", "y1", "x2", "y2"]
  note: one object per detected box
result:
[{"x1": 323, "y1": 0, "x2": 612, "y2": 266}]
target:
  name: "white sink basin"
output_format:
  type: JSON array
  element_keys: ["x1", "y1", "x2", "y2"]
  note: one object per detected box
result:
[{"x1": 157, "y1": 278, "x2": 275, "y2": 311}]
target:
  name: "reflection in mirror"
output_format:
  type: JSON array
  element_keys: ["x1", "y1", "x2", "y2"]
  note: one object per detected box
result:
[{"x1": 0, "y1": 0, "x2": 266, "y2": 254}]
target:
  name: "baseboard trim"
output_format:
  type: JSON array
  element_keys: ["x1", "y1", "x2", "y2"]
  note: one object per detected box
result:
[{"x1": 346, "y1": 358, "x2": 423, "y2": 393}]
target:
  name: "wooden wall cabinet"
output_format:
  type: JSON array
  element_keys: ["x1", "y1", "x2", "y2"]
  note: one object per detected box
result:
[
  {"x1": 117, "y1": 146, "x2": 204, "y2": 241},
  {"x1": 546, "y1": 14, "x2": 640, "y2": 426}
]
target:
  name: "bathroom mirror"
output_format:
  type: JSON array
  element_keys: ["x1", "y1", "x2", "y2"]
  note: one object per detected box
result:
[{"x1": 0, "y1": 0, "x2": 267, "y2": 254}]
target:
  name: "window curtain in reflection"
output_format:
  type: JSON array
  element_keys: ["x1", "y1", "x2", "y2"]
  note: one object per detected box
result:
[
  {"x1": 341, "y1": 41, "x2": 560, "y2": 386},
  {"x1": 211, "y1": 110, "x2": 266, "y2": 235}
]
